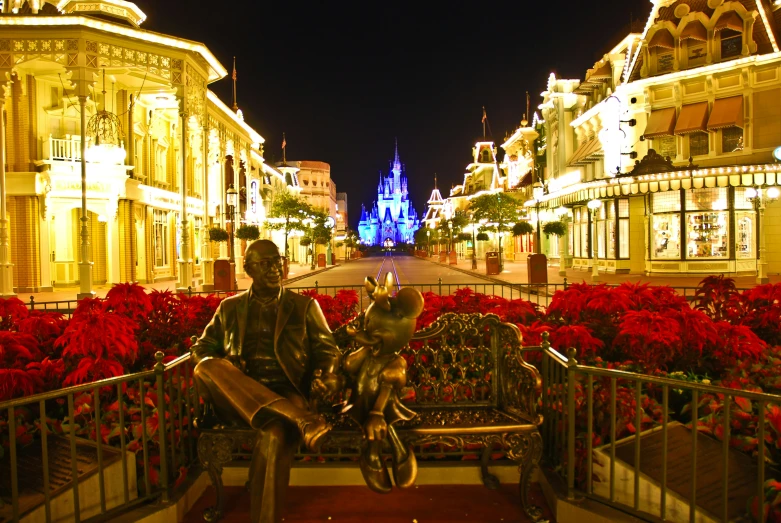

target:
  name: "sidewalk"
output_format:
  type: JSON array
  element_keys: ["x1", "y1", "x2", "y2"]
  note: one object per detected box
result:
[
  {"x1": 425, "y1": 254, "x2": 780, "y2": 289},
  {"x1": 21, "y1": 261, "x2": 338, "y2": 305}
]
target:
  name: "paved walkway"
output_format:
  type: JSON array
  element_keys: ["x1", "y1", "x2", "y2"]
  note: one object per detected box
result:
[
  {"x1": 422, "y1": 253, "x2": 779, "y2": 289},
  {"x1": 21, "y1": 260, "x2": 340, "y2": 305}
]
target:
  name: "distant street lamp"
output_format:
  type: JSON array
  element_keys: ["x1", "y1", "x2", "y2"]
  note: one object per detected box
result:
[
  {"x1": 587, "y1": 199, "x2": 602, "y2": 282},
  {"x1": 426, "y1": 229, "x2": 431, "y2": 256},
  {"x1": 226, "y1": 184, "x2": 238, "y2": 266},
  {"x1": 470, "y1": 222, "x2": 478, "y2": 270},
  {"x1": 746, "y1": 186, "x2": 780, "y2": 284},
  {"x1": 448, "y1": 219, "x2": 453, "y2": 254}
]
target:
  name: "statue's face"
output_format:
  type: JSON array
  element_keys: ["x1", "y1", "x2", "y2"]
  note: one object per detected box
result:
[{"x1": 245, "y1": 241, "x2": 283, "y2": 293}]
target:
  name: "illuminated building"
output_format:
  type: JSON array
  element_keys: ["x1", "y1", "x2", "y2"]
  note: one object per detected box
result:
[
  {"x1": 0, "y1": 0, "x2": 290, "y2": 293},
  {"x1": 358, "y1": 142, "x2": 420, "y2": 246}
]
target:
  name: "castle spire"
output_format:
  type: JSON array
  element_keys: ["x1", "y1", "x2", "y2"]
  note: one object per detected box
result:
[{"x1": 392, "y1": 138, "x2": 401, "y2": 172}]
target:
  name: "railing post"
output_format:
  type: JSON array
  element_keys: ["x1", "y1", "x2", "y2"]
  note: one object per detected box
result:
[
  {"x1": 154, "y1": 351, "x2": 170, "y2": 503},
  {"x1": 438, "y1": 277, "x2": 442, "y2": 296},
  {"x1": 29, "y1": 295, "x2": 35, "y2": 311},
  {"x1": 566, "y1": 346, "x2": 578, "y2": 500},
  {"x1": 187, "y1": 285, "x2": 192, "y2": 297},
  {"x1": 563, "y1": 277, "x2": 568, "y2": 290},
  {"x1": 315, "y1": 280, "x2": 319, "y2": 293}
]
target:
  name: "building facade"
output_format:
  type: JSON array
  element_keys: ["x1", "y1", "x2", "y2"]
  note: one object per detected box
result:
[
  {"x1": 358, "y1": 143, "x2": 420, "y2": 246},
  {"x1": 0, "y1": 0, "x2": 297, "y2": 294}
]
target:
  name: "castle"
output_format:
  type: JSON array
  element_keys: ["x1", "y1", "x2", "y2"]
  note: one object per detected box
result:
[{"x1": 358, "y1": 142, "x2": 420, "y2": 246}]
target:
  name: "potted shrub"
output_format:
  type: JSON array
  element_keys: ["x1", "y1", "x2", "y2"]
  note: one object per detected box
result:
[
  {"x1": 476, "y1": 232, "x2": 489, "y2": 242},
  {"x1": 542, "y1": 221, "x2": 567, "y2": 238},
  {"x1": 235, "y1": 224, "x2": 260, "y2": 242},
  {"x1": 512, "y1": 221, "x2": 534, "y2": 236},
  {"x1": 208, "y1": 227, "x2": 230, "y2": 243}
]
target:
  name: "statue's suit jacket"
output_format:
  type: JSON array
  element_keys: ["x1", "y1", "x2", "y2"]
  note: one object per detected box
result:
[{"x1": 192, "y1": 288, "x2": 341, "y2": 400}]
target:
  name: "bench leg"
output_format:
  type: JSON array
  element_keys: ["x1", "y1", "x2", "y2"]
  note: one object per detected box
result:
[
  {"x1": 203, "y1": 462, "x2": 225, "y2": 522},
  {"x1": 508, "y1": 432, "x2": 544, "y2": 522},
  {"x1": 479, "y1": 445, "x2": 500, "y2": 490}
]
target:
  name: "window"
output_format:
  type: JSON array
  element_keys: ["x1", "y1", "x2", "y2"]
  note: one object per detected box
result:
[
  {"x1": 689, "y1": 132, "x2": 709, "y2": 156},
  {"x1": 652, "y1": 192, "x2": 681, "y2": 259},
  {"x1": 722, "y1": 127, "x2": 743, "y2": 152},
  {"x1": 655, "y1": 135, "x2": 677, "y2": 159},
  {"x1": 153, "y1": 209, "x2": 169, "y2": 267},
  {"x1": 194, "y1": 217, "x2": 202, "y2": 265},
  {"x1": 605, "y1": 202, "x2": 615, "y2": 259},
  {"x1": 657, "y1": 51, "x2": 674, "y2": 73},
  {"x1": 155, "y1": 146, "x2": 166, "y2": 184},
  {"x1": 685, "y1": 188, "x2": 728, "y2": 259},
  {"x1": 720, "y1": 29, "x2": 742, "y2": 60},
  {"x1": 618, "y1": 199, "x2": 630, "y2": 259}
]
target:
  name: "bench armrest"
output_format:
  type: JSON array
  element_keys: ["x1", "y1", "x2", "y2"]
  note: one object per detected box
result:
[{"x1": 497, "y1": 323, "x2": 543, "y2": 426}]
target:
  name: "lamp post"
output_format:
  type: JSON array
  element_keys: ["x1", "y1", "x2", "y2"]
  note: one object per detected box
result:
[
  {"x1": 498, "y1": 229, "x2": 504, "y2": 272},
  {"x1": 555, "y1": 206, "x2": 569, "y2": 276},
  {"x1": 532, "y1": 182, "x2": 544, "y2": 254},
  {"x1": 746, "y1": 186, "x2": 780, "y2": 284},
  {"x1": 325, "y1": 216, "x2": 335, "y2": 265},
  {"x1": 587, "y1": 199, "x2": 602, "y2": 282},
  {"x1": 226, "y1": 184, "x2": 238, "y2": 269},
  {"x1": 470, "y1": 222, "x2": 478, "y2": 270},
  {"x1": 426, "y1": 229, "x2": 430, "y2": 256},
  {"x1": 448, "y1": 219, "x2": 453, "y2": 254}
]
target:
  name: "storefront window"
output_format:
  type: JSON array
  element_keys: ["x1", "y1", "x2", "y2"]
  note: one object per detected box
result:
[
  {"x1": 686, "y1": 211, "x2": 728, "y2": 258},
  {"x1": 153, "y1": 209, "x2": 169, "y2": 268},
  {"x1": 735, "y1": 212, "x2": 754, "y2": 259},
  {"x1": 618, "y1": 199, "x2": 630, "y2": 259},
  {"x1": 194, "y1": 216, "x2": 202, "y2": 265},
  {"x1": 653, "y1": 214, "x2": 681, "y2": 258},
  {"x1": 689, "y1": 132, "x2": 709, "y2": 156},
  {"x1": 175, "y1": 212, "x2": 182, "y2": 260}
]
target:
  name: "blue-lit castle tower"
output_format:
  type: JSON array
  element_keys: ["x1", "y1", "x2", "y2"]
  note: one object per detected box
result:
[{"x1": 358, "y1": 142, "x2": 420, "y2": 246}]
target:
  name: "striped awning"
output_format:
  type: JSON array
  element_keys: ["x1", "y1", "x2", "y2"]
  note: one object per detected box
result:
[
  {"x1": 644, "y1": 108, "x2": 677, "y2": 138},
  {"x1": 714, "y1": 11, "x2": 744, "y2": 33},
  {"x1": 540, "y1": 171, "x2": 781, "y2": 208},
  {"x1": 707, "y1": 96, "x2": 743, "y2": 130},
  {"x1": 648, "y1": 29, "x2": 674, "y2": 49},
  {"x1": 680, "y1": 21, "x2": 707, "y2": 42},
  {"x1": 568, "y1": 139, "x2": 603, "y2": 166},
  {"x1": 674, "y1": 102, "x2": 709, "y2": 135}
]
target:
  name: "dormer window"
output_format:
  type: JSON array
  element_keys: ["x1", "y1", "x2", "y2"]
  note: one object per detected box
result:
[
  {"x1": 648, "y1": 28, "x2": 675, "y2": 74},
  {"x1": 714, "y1": 11, "x2": 744, "y2": 60},
  {"x1": 680, "y1": 20, "x2": 707, "y2": 68}
]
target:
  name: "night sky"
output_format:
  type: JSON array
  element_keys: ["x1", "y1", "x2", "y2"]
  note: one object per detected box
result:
[{"x1": 139, "y1": 0, "x2": 651, "y2": 229}]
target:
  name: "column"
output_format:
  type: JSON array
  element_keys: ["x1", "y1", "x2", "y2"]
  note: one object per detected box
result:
[
  {"x1": 201, "y1": 124, "x2": 214, "y2": 290},
  {"x1": 218, "y1": 137, "x2": 227, "y2": 260},
  {"x1": 77, "y1": 93, "x2": 94, "y2": 299},
  {"x1": 176, "y1": 113, "x2": 193, "y2": 291},
  {"x1": 0, "y1": 91, "x2": 15, "y2": 296}
]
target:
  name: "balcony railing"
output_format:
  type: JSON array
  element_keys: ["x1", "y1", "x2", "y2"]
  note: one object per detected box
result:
[{"x1": 46, "y1": 134, "x2": 86, "y2": 162}]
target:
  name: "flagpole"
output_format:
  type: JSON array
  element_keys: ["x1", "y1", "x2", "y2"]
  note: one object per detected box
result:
[
  {"x1": 232, "y1": 56, "x2": 238, "y2": 112},
  {"x1": 482, "y1": 106, "x2": 486, "y2": 138},
  {"x1": 282, "y1": 132, "x2": 286, "y2": 164}
]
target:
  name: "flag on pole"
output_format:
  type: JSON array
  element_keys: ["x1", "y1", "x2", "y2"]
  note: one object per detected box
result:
[
  {"x1": 281, "y1": 135, "x2": 286, "y2": 150},
  {"x1": 232, "y1": 57, "x2": 237, "y2": 81},
  {"x1": 481, "y1": 106, "x2": 487, "y2": 123}
]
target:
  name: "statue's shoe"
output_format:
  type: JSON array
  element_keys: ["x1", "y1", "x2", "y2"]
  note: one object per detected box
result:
[
  {"x1": 359, "y1": 453, "x2": 392, "y2": 494},
  {"x1": 298, "y1": 414, "x2": 332, "y2": 452},
  {"x1": 391, "y1": 447, "x2": 418, "y2": 489}
]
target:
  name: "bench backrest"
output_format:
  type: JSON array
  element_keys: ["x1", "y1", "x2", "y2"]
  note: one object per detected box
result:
[{"x1": 340, "y1": 312, "x2": 542, "y2": 425}]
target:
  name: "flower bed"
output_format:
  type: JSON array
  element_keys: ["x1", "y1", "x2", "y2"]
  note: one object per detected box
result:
[{"x1": 1, "y1": 277, "x2": 780, "y2": 519}]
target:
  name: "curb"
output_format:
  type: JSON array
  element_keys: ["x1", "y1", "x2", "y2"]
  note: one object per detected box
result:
[{"x1": 284, "y1": 263, "x2": 339, "y2": 285}]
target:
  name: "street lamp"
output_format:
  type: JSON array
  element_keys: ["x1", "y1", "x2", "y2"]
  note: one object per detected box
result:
[
  {"x1": 746, "y1": 186, "x2": 780, "y2": 284},
  {"x1": 587, "y1": 199, "x2": 602, "y2": 282},
  {"x1": 448, "y1": 219, "x2": 453, "y2": 255},
  {"x1": 426, "y1": 229, "x2": 431, "y2": 256},
  {"x1": 470, "y1": 222, "x2": 478, "y2": 270},
  {"x1": 533, "y1": 182, "x2": 544, "y2": 254},
  {"x1": 226, "y1": 183, "x2": 238, "y2": 267}
]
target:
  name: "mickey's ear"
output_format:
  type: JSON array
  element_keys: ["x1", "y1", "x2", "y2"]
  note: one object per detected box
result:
[
  {"x1": 395, "y1": 287, "x2": 424, "y2": 319},
  {"x1": 364, "y1": 276, "x2": 378, "y2": 299},
  {"x1": 383, "y1": 271, "x2": 396, "y2": 291}
]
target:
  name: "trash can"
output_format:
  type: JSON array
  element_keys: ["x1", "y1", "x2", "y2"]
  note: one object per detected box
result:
[
  {"x1": 439, "y1": 251, "x2": 447, "y2": 263},
  {"x1": 486, "y1": 252, "x2": 500, "y2": 275},
  {"x1": 213, "y1": 259, "x2": 236, "y2": 291},
  {"x1": 317, "y1": 253, "x2": 326, "y2": 267},
  {"x1": 527, "y1": 253, "x2": 548, "y2": 285},
  {"x1": 449, "y1": 251, "x2": 457, "y2": 265},
  {"x1": 282, "y1": 256, "x2": 290, "y2": 279}
]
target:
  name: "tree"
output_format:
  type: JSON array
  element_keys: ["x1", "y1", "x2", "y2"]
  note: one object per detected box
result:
[
  {"x1": 436, "y1": 210, "x2": 470, "y2": 252},
  {"x1": 468, "y1": 193, "x2": 524, "y2": 271},
  {"x1": 343, "y1": 230, "x2": 360, "y2": 260},
  {"x1": 266, "y1": 191, "x2": 311, "y2": 258}
]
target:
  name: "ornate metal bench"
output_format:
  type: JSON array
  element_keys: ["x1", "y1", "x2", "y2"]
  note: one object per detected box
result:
[{"x1": 196, "y1": 312, "x2": 544, "y2": 521}]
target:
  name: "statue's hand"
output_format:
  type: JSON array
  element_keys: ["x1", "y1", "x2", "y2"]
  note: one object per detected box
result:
[
  {"x1": 311, "y1": 370, "x2": 344, "y2": 398},
  {"x1": 364, "y1": 413, "x2": 388, "y2": 441}
]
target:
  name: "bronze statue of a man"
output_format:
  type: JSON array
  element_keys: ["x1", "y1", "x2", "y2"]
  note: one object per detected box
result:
[{"x1": 192, "y1": 239, "x2": 342, "y2": 523}]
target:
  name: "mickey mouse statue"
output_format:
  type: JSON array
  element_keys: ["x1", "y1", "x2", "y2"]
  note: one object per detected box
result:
[{"x1": 344, "y1": 272, "x2": 425, "y2": 493}]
